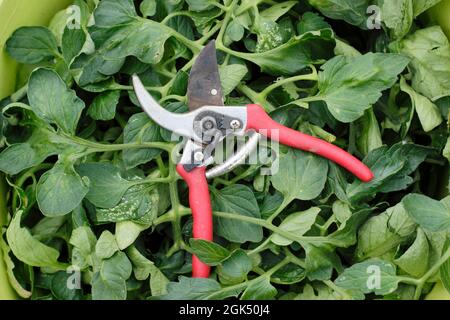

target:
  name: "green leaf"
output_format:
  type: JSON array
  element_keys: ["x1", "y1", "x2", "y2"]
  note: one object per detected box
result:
[
  {"x1": 424, "y1": 229, "x2": 448, "y2": 267},
  {"x1": 439, "y1": 240, "x2": 450, "y2": 294},
  {"x1": 394, "y1": 228, "x2": 429, "y2": 277},
  {"x1": 260, "y1": 1, "x2": 297, "y2": 21},
  {"x1": 271, "y1": 263, "x2": 306, "y2": 285},
  {"x1": 62, "y1": 26, "x2": 88, "y2": 64},
  {"x1": 325, "y1": 208, "x2": 372, "y2": 248},
  {"x1": 94, "y1": 0, "x2": 171, "y2": 63},
  {"x1": 126, "y1": 246, "x2": 169, "y2": 295},
  {"x1": 5, "y1": 26, "x2": 59, "y2": 64},
  {"x1": 96, "y1": 185, "x2": 159, "y2": 225},
  {"x1": 241, "y1": 276, "x2": 277, "y2": 300},
  {"x1": 356, "y1": 203, "x2": 417, "y2": 260},
  {"x1": 70, "y1": 226, "x2": 97, "y2": 265},
  {"x1": 217, "y1": 249, "x2": 253, "y2": 285},
  {"x1": 260, "y1": 191, "x2": 284, "y2": 219},
  {"x1": 226, "y1": 21, "x2": 245, "y2": 42},
  {"x1": 88, "y1": 91, "x2": 120, "y2": 121},
  {"x1": 307, "y1": 0, "x2": 370, "y2": 29},
  {"x1": 297, "y1": 12, "x2": 331, "y2": 35},
  {"x1": 6, "y1": 211, "x2": 66, "y2": 269},
  {"x1": 444, "y1": 137, "x2": 450, "y2": 162},
  {"x1": 412, "y1": 0, "x2": 442, "y2": 16},
  {"x1": 32, "y1": 215, "x2": 68, "y2": 239},
  {"x1": 212, "y1": 184, "x2": 263, "y2": 243},
  {"x1": 28, "y1": 68, "x2": 85, "y2": 134},
  {"x1": 168, "y1": 70, "x2": 189, "y2": 96},
  {"x1": 391, "y1": 26, "x2": 450, "y2": 101},
  {"x1": 0, "y1": 235, "x2": 32, "y2": 298},
  {"x1": 304, "y1": 243, "x2": 342, "y2": 281},
  {"x1": 271, "y1": 207, "x2": 320, "y2": 246},
  {"x1": 123, "y1": 113, "x2": 163, "y2": 169},
  {"x1": 237, "y1": 29, "x2": 335, "y2": 76},
  {"x1": 254, "y1": 20, "x2": 285, "y2": 53},
  {"x1": 335, "y1": 259, "x2": 400, "y2": 295},
  {"x1": 161, "y1": 276, "x2": 241, "y2": 300},
  {"x1": 399, "y1": 77, "x2": 442, "y2": 132},
  {"x1": 355, "y1": 109, "x2": 382, "y2": 155},
  {"x1": 272, "y1": 148, "x2": 328, "y2": 201},
  {"x1": 402, "y1": 193, "x2": 450, "y2": 232},
  {"x1": 50, "y1": 271, "x2": 82, "y2": 300},
  {"x1": 219, "y1": 64, "x2": 248, "y2": 96},
  {"x1": 37, "y1": 163, "x2": 89, "y2": 217},
  {"x1": 189, "y1": 239, "x2": 231, "y2": 266},
  {"x1": 332, "y1": 200, "x2": 352, "y2": 224},
  {"x1": 0, "y1": 130, "x2": 59, "y2": 175},
  {"x1": 0, "y1": 144, "x2": 39, "y2": 175},
  {"x1": 347, "y1": 143, "x2": 431, "y2": 203},
  {"x1": 140, "y1": 0, "x2": 157, "y2": 17},
  {"x1": 77, "y1": 163, "x2": 132, "y2": 208},
  {"x1": 92, "y1": 251, "x2": 133, "y2": 300},
  {"x1": 95, "y1": 230, "x2": 119, "y2": 260},
  {"x1": 186, "y1": 0, "x2": 214, "y2": 11},
  {"x1": 317, "y1": 53, "x2": 410, "y2": 122},
  {"x1": 288, "y1": 283, "x2": 356, "y2": 300},
  {"x1": 381, "y1": 0, "x2": 413, "y2": 39},
  {"x1": 115, "y1": 221, "x2": 150, "y2": 250},
  {"x1": 73, "y1": 0, "x2": 173, "y2": 86},
  {"x1": 327, "y1": 163, "x2": 350, "y2": 203}
]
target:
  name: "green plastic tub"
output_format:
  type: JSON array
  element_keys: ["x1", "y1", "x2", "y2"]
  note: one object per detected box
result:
[{"x1": 0, "y1": 0, "x2": 449, "y2": 301}]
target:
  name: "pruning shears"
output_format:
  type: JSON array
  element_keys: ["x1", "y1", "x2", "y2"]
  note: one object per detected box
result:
[{"x1": 133, "y1": 41, "x2": 374, "y2": 278}]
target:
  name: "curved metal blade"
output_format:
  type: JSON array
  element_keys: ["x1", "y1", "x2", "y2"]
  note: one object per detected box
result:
[
  {"x1": 132, "y1": 75, "x2": 196, "y2": 138},
  {"x1": 188, "y1": 40, "x2": 224, "y2": 110}
]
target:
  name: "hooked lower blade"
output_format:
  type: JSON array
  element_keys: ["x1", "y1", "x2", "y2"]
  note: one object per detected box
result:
[{"x1": 187, "y1": 40, "x2": 224, "y2": 110}]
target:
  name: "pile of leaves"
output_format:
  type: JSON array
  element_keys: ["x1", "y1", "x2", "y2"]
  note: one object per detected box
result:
[{"x1": 1, "y1": 0, "x2": 450, "y2": 300}]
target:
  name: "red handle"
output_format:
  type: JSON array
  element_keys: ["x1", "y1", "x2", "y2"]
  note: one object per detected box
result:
[
  {"x1": 176, "y1": 164, "x2": 213, "y2": 278},
  {"x1": 246, "y1": 104, "x2": 374, "y2": 182}
]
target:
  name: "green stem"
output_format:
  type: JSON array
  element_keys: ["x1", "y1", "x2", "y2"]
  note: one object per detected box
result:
[
  {"x1": 156, "y1": 155, "x2": 169, "y2": 177},
  {"x1": 323, "y1": 280, "x2": 353, "y2": 300},
  {"x1": 284, "y1": 247, "x2": 306, "y2": 268},
  {"x1": 63, "y1": 134, "x2": 174, "y2": 153},
  {"x1": 248, "y1": 238, "x2": 272, "y2": 256},
  {"x1": 236, "y1": 84, "x2": 275, "y2": 112},
  {"x1": 12, "y1": 163, "x2": 53, "y2": 212},
  {"x1": 211, "y1": 2, "x2": 228, "y2": 11},
  {"x1": 228, "y1": 165, "x2": 260, "y2": 185},
  {"x1": 210, "y1": 258, "x2": 290, "y2": 298},
  {"x1": 197, "y1": 22, "x2": 223, "y2": 45},
  {"x1": 259, "y1": 68, "x2": 318, "y2": 99},
  {"x1": 167, "y1": 163, "x2": 183, "y2": 257},
  {"x1": 10, "y1": 85, "x2": 28, "y2": 102},
  {"x1": 267, "y1": 197, "x2": 293, "y2": 223},
  {"x1": 161, "y1": 11, "x2": 192, "y2": 24},
  {"x1": 114, "y1": 84, "x2": 162, "y2": 94},
  {"x1": 215, "y1": 0, "x2": 239, "y2": 45},
  {"x1": 413, "y1": 247, "x2": 450, "y2": 299},
  {"x1": 213, "y1": 211, "x2": 310, "y2": 246},
  {"x1": 318, "y1": 215, "x2": 336, "y2": 236},
  {"x1": 155, "y1": 207, "x2": 327, "y2": 246},
  {"x1": 159, "y1": 95, "x2": 186, "y2": 103},
  {"x1": 235, "y1": 0, "x2": 266, "y2": 16},
  {"x1": 139, "y1": 17, "x2": 203, "y2": 54}
]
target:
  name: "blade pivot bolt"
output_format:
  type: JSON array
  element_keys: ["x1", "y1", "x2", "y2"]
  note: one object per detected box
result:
[
  {"x1": 211, "y1": 89, "x2": 218, "y2": 96},
  {"x1": 230, "y1": 119, "x2": 241, "y2": 129},
  {"x1": 194, "y1": 152, "x2": 205, "y2": 162},
  {"x1": 203, "y1": 120, "x2": 215, "y2": 130}
]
